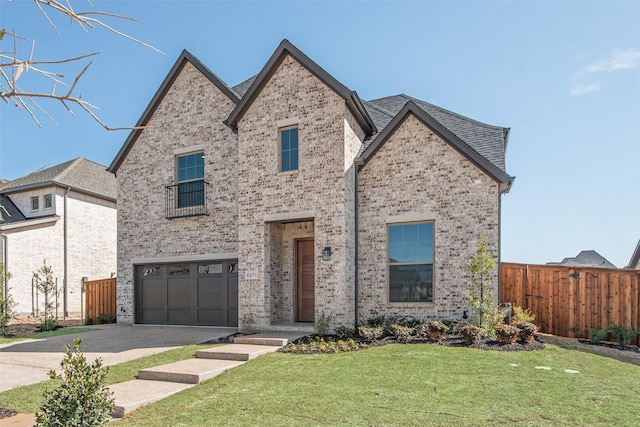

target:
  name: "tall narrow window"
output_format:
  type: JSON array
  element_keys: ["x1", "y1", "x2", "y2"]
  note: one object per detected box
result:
[
  {"x1": 388, "y1": 222, "x2": 434, "y2": 302},
  {"x1": 280, "y1": 127, "x2": 298, "y2": 172},
  {"x1": 43, "y1": 194, "x2": 53, "y2": 209},
  {"x1": 176, "y1": 152, "x2": 204, "y2": 208},
  {"x1": 30, "y1": 196, "x2": 39, "y2": 211}
]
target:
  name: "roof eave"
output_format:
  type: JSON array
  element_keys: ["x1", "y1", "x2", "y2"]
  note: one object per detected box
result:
[
  {"x1": 627, "y1": 240, "x2": 640, "y2": 269},
  {"x1": 0, "y1": 181, "x2": 116, "y2": 202},
  {"x1": 359, "y1": 101, "x2": 512, "y2": 185},
  {"x1": 109, "y1": 50, "x2": 239, "y2": 174}
]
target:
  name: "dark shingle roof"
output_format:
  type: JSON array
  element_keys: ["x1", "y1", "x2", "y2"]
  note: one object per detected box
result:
[
  {"x1": 0, "y1": 158, "x2": 116, "y2": 200},
  {"x1": 232, "y1": 75, "x2": 258, "y2": 98},
  {"x1": 547, "y1": 250, "x2": 617, "y2": 269},
  {"x1": 0, "y1": 194, "x2": 26, "y2": 224},
  {"x1": 364, "y1": 94, "x2": 507, "y2": 172}
]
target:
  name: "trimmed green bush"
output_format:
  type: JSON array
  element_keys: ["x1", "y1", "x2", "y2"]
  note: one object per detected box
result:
[
  {"x1": 35, "y1": 339, "x2": 114, "y2": 426},
  {"x1": 605, "y1": 324, "x2": 638, "y2": 347}
]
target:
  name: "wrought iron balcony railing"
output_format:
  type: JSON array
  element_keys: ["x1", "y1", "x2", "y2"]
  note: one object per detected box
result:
[{"x1": 165, "y1": 180, "x2": 208, "y2": 219}]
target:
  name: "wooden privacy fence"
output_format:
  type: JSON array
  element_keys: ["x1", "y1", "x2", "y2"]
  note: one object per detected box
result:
[
  {"x1": 85, "y1": 278, "x2": 117, "y2": 322},
  {"x1": 501, "y1": 263, "x2": 640, "y2": 341}
]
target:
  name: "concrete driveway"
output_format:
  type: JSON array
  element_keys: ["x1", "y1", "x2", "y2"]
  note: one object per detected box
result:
[{"x1": 0, "y1": 324, "x2": 236, "y2": 392}]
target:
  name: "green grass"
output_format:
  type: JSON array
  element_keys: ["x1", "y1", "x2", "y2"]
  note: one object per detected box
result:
[
  {"x1": 113, "y1": 344, "x2": 640, "y2": 427},
  {"x1": 0, "y1": 343, "x2": 216, "y2": 413}
]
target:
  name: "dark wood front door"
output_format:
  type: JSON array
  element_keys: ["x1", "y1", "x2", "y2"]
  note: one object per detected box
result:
[{"x1": 296, "y1": 239, "x2": 315, "y2": 322}]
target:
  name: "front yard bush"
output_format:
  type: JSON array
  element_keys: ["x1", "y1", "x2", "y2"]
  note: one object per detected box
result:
[
  {"x1": 357, "y1": 325, "x2": 384, "y2": 342},
  {"x1": 420, "y1": 320, "x2": 449, "y2": 342},
  {"x1": 35, "y1": 339, "x2": 114, "y2": 426},
  {"x1": 459, "y1": 324, "x2": 483, "y2": 345},
  {"x1": 389, "y1": 323, "x2": 414, "y2": 342},
  {"x1": 515, "y1": 322, "x2": 537, "y2": 343},
  {"x1": 495, "y1": 324, "x2": 519, "y2": 344}
]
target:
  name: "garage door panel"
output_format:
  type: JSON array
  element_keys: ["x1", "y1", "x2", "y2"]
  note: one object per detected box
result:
[
  {"x1": 136, "y1": 261, "x2": 238, "y2": 326},
  {"x1": 140, "y1": 279, "x2": 165, "y2": 308},
  {"x1": 140, "y1": 309, "x2": 165, "y2": 324},
  {"x1": 167, "y1": 278, "x2": 192, "y2": 309},
  {"x1": 168, "y1": 309, "x2": 192, "y2": 325},
  {"x1": 198, "y1": 276, "x2": 225, "y2": 309},
  {"x1": 198, "y1": 309, "x2": 227, "y2": 325}
]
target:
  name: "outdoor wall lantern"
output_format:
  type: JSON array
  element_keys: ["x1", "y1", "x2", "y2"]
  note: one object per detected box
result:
[{"x1": 322, "y1": 246, "x2": 332, "y2": 261}]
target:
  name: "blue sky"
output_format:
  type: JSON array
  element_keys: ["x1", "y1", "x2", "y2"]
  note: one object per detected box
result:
[{"x1": 1, "y1": 1, "x2": 638, "y2": 267}]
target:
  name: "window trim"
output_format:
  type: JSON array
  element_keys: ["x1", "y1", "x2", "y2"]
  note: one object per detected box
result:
[
  {"x1": 279, "y1": 125, "x2": 299, "y2": 173},
  {"x1": 387, "y1": 221, "x2": 435, "y2": 305},
  {"x1": 30, "y1": 196, "x2": 39, "y2": 211}
]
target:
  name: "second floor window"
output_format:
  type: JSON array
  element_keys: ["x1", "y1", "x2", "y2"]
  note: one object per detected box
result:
[
  {"x1": 280, "y1": 127, "x2": 298, "y2": 172},
  {"x1": 31, "y1": 196, "x2": 39, "y2": 210},
  {"x1": 43, "y1": 194, "x2": 53, "y2": 209},
  {"x1": 177, "y1": 152, "x2": 204, "y2": 208}
]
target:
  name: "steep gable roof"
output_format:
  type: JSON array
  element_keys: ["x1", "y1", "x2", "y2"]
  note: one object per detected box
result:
[
  {"x1": 627, "y1": 239, "x2": 640, "y2": 269},
  {"x1": 0, "y1": 158, "x2": 116, "y2": 200},
  {"x1": 225, "y1": 39, "x2": 376, "y2": 135},
  {"x1": 364, "y1": 94, "x2": 509, "y2": 172},
  {"x1": 0, "y1": 194, "x2": 26, "y2": 224},
  {"x1": 357, "y1": 101, "x2": 513, "y2": 189},
  {"x1": 109, "y1": 50, "x2": 240, "y2": 174}
]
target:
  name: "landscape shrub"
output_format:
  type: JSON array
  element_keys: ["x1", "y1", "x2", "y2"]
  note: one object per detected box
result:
[
  {"x1": 96, "y1": 313, "x2": 116, "y2": 324},
  {"x1": 365, "y1": 315, "x2": 386, "y2": 327},
  {"x1": 389, "y1": 323, "x2": 414, "y2": 342},
  {"x1": 35, "y1": 339, "x2": 114, "y2": 426},
  {"x1": 459, "y1": 324, "x2": 483, "y2": 345},
  {"x1": 314, "y1": 310, "x2": 332, "y2": 336},
  {"x1": 495, "y1": 324, "x2": 519, "y2": 344},
  {"x1": 605, "y1": 324, "x2": 638, "y2": 347},
  {"x1": 33, "y1": 260, "x2": 59, "y2": 331},
  {"x1": 334, "y1": 325, "x2": 355, "y2": 339},
  {"x1": 511, "y1": 306, "x2": 535, "y2": 324},
  {"x1": 281, "y1": 336, "x2": 365, "y2": 354},
  {"x1": 358, "y1": 325, "x2": 384, "y2": 342},
  {"x1": 421, "y1": 320, "x2": 449, "y2": 342},
  {"x1": 515, "y1": 322, "x2": 537, "y2": 343},
  {"x1": 588, "y1": 327, "x2": 609, "y2": 343},
  {"x1": 0, "y1": 262, "x2": 16, "y2": 337},
  {"x1": 39, "y1": 318, "x2": 58, "y2": 332}
]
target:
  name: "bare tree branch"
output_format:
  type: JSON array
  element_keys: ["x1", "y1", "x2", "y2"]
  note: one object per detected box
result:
[{"x1": 0, "y1": 0, "x2": 163, "y2": 130}]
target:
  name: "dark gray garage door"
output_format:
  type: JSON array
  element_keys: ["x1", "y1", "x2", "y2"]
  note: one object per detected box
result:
[{"x1": 135, "y1": 261, "x2": 238, "y2": 326}]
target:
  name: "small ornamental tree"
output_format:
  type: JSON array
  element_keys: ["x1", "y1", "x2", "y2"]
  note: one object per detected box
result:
[
  {"x1": 33, "y1": 259, "x2": 59, "y2": 331},
  {"x1": 0, "y1": 262, "x2": 16, "y2": 336},
  {"x1": 35, "y1": 339, "x2": 114, "y2": 427},
  {"x1": 466, "y1": 237, "x2": 497, "y2": 330}
]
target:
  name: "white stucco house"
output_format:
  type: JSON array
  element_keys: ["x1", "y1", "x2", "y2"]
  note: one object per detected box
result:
[
  {"x1": 0, "y1": 158, "x2": 117, "y2": 316},
  {"x1": 109, "y1": 40, "x2": 514, "y2": 330}
]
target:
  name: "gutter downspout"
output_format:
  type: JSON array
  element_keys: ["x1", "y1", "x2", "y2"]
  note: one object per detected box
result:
[
  {"x1": 63, "y1": 187, "x2": 70, "y2": 326},
  {"x1": 1, "y1": 233, "x2": 7, "y2": 318},
  {"x1": 353, "y1": 158, "x2": 364, "y2": 329}
]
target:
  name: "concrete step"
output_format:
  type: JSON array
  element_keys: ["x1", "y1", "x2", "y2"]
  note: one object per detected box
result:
[
  {"x1": 110, "y1": 379, "x2": 193, "y2": 418},
  {"x1": 233, "y1": 336, "x2": 289, "y2": 346},
  {"x1": 137, "y1": 358, "x2": 244, "y2": 384},
  {"x1": 196, "y1": 344, "x2": 281, "y2": 361}
]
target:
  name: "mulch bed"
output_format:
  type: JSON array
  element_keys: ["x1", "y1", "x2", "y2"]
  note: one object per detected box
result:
[
  {"x1": 578, "y1": 339, "x2": 640, "y2": 353},
  {"x1": 0, "y1": 406, "x2": 17, "y2": 420}
]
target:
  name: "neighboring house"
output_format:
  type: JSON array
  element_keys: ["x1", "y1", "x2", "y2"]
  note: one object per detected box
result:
[
  {"x1": 547, "y1": 250, "x2": 617, "y2": 269},
  {"x1": 108, "y1": 40, "x2": 513, "y2": 330},
  {"x1": 0, "y1": 158, "x2": 117, "y2": 316},
  {"x1": 627, "y1": 239, "x2": 640, "y2": 269}
]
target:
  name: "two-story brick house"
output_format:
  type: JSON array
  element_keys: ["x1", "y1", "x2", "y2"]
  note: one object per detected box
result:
[
  {"x1": 109, "y1": 40, "x2": 513, "y2": 330},
  {"x1": 0, "y1": 158, "x2": 117, "y2": 316}
]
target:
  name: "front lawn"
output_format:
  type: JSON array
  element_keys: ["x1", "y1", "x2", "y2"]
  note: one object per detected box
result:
[{"x1": 114, "y1": 343, "x2": 640, "y2": 426}]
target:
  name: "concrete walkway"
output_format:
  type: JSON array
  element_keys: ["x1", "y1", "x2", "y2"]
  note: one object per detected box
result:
[
  {"x1": 0, "y1": 325, "x2": 306, "y2": 425},
  {"x1": 0, "y1": 324, "x2": 236, "y2": 392}
]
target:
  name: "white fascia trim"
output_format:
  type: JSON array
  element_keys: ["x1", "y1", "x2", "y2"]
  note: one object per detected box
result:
[
  {"x1": 174, "y1": 145, "x2": 205, "y2": 156},
  {"x1": 264, "y1": 211, "x2": 315, "y2": 222},
  {"x1": 276, "y1": 117, "x2": 299, "y2": 128},
  {"x1": 385, "y1": 213, "x2": 437, "y2": 224},
  {"x1": 0, "y1": 215, "x2": 59, "y2": 231},
  {"x1": 131, "y1": 253, "x2": 238, "y2": 264}
]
